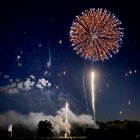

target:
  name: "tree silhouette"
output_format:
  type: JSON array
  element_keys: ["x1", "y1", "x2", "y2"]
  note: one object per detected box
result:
[{"x1": 37, "y1": 120, "x2": 53, "y2": 137}]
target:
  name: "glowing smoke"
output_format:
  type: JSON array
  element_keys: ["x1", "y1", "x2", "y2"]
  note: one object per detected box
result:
[{"x1": 0, "y1": 107, "x2": 98, "y2": 135}]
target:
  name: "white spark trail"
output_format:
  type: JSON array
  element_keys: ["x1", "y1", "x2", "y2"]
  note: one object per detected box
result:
[
  {"x1": 91, "y1": 71, "x2": 96, "y2": 121},
  {"x1": 65, "y1": 102, "x2": 68, "y2": 138},
  {"x1": 65, "y1": 102, "x2": 68, "y2": 124}
]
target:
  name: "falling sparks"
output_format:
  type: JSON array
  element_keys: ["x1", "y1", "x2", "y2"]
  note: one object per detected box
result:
[
  {"x1": 98, "y1": 89, "x2": 103, "y2": 96},
  {"x1": 99, "y1": 89, "x2": 102, "y2": 92},
  {"x1": 38, "y1": 43, "x2": 42, "y2": 47},
  {"x1": 107, "y1": 83, "x2": 109, "y2": 88},
  {"x1": 47, "y1": 43, "x2": 51, "y2": 69},
  {"x1": 125, "y1": 69, "x2": 137, "y2": 77},
  {"x1": 129, "y1": 70, "x2": 132, "y2": 74},
  {"x1": 83, "y1": 66, "x2": 89, "y2": 113},
  {"x1": 70, "y1": 8, "x2": 124, "y2": 61},
  {"x1": 63, "y1": 71, "x2": 66, "y2": 75},
  {"x1": 59, "y1": 40, "x2": 62, "y2": 44},
  {"x1": 55, "y1": 85, "x2": 59, "y2": 89},
  {"x1": 128, "y1": 100, "x2": 131, "y2": 105},
  {"x1": 16, "y1": 51, "x2": 23, "y2": 62},
  {"x1": 119, "y1": 110, "x2": 122, "y2": 114},
  {"x1": 16, "y1": 55, "x2": 21, "y2": 61}
]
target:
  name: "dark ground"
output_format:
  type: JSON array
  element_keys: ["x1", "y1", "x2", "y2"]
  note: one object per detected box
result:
[{"x1": 1, "y1": 120, "x2": 140, "y2": 140}]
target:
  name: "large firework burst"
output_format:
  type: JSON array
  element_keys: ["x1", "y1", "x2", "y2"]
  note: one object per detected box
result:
[{"x1": 70, "y1": 8, "x2": 124, "y2": 61}]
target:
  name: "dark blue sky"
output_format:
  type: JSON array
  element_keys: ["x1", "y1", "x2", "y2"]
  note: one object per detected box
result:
[{"x1": 0, "y1": 0, "x2": 140, "y2": 121}]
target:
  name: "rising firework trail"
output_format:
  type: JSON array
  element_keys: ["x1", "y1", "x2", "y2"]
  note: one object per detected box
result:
[
  {"x1": 91, "y1": 71, "x2": 96, "y2": 121},
  {"x1": 64, "y1": 102, "x2": 68, "y2": 138}
]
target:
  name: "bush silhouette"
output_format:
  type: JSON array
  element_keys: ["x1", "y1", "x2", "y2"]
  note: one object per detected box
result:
[{"x1": 37, "y1": 120, "x2": 53, "y2": 137}]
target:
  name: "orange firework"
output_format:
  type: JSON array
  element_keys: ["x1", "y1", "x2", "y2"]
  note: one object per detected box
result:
[{"x1": 70, "y1": 8, "x2": 124, "y2": 61}]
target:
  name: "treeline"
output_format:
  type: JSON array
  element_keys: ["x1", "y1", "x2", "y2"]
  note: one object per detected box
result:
[
  {"x1": 0, "y1": 120, "x2": 140, "y2": 139},
  {"x1": 86, "y1": 120, "x2": 140, "y2": 140}
]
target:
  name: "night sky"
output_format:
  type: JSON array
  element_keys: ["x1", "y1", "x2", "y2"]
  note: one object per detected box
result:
[{"x1": 0, "y1": 0, "x2": 140, "y2": 121}]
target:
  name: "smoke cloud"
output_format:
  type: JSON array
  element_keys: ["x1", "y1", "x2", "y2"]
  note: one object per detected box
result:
[
  {"x1": 0, "y1": 77, "x2": 51, "y2": 94},
  {"x1": 0, "y1": 107, "x2": 98, "y2": 135}
]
